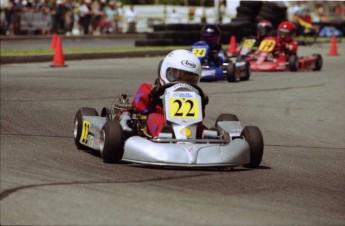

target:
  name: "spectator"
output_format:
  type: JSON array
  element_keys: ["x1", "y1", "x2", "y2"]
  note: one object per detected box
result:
[
  {"x1": 334, "y1": 3, "x2": 344, "y2": 21},
  {"x1": 90, "y1": 0, "x2": 104, "y2": 35},
  {"x1": 125, "y1": 4, "x2": 136, "y2": 33},
  {"x1": 2, "y1": 0, "x2": 14, "y2": 35},
  {"x1": 79, "y1": 0, "x2": 93, "y2": 34},
  {"x1": 55, "y1": 0, "x2": 68, "y2": 34},
  {"x1": 64, "y1": 0, "x2": 74, "y2": 35},
  {"x1": 20, "y1": 1, "x2": 36, "y2": 34},
  {"x1": 114, "y1": 1, "x2": 123, "y2": 33},
  {"x1": 101, "y1": 0, "x2": 116, "y2": 33},
  {"x1": 166, "y1": 8, "x2": 180, "y2": 24}
]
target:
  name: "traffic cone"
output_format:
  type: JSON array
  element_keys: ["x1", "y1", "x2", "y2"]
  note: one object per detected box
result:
[
  {"x1": 51, "y1": 36, "x2": 67, "y2": 67},
  {"x1": 228, "y1": 35, "x2": 237, "y2": 55},
  {"x1": 51, "y1": 33, "x2": 58, "y2": 50},
  {"x1": 328, "y1": 35, "x2": 338, "y2": 56}
]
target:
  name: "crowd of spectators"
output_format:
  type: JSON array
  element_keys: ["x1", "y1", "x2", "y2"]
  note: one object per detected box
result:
[{"x1": 0, "y1": 0, "x2": 135, "y2": 35}]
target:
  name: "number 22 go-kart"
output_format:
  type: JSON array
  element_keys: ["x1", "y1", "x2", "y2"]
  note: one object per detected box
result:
[
  {"x1": 249, "y1": 37, "x2": 323, "y2": 72},
  {"x1": 191, "y1": 41, "x2": 251, "y2": 82},
  {"x1": 74, "y1": 82, "x2": 264, "y2": 168}
]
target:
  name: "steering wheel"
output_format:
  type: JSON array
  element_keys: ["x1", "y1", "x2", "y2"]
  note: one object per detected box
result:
[{"x1": 150, "y1": 82, "x2": 207, "y2": 107}]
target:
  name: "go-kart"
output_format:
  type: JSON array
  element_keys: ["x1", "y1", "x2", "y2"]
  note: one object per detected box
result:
[
  {"x1": 249, "y1": 37, "x2": 323, "y2": 72},
  {"x1": 190, "y1": 41, "x2": 251, "y2": 82},
  {"x1": 237, "y1": 37, "x2": 258, "y2": 59},
  {"x1": 73, "y1": 82, "x2": 264, "y2": 168}
]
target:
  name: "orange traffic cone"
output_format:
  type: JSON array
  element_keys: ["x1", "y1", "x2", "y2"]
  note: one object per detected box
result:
[
  {"x1": 228, "y1": 35, "x2": 237, "y2": 55},
  {"x1": 328, "y1": 35, "x2": 338, "y2": 56},
  {"x1": 51, "y1": 33, "x2": 58, "y2": 50},
  {"x1": 51, "y1": 36, "x2": 67, "y2": 67}
]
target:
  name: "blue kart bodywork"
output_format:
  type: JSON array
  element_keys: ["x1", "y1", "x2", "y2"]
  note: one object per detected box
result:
[{"x1": 190, "y1": 41, "x2": 226, "y2": 81}]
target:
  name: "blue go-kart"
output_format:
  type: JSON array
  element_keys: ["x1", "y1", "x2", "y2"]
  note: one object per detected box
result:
[{"x1": 190, "y1": 41, "x2": 250, "y2": 82}]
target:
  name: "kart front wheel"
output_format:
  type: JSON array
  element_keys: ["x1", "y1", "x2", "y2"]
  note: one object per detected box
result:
[
  {"x1": 226, "y1": 62, "x2": 239, "y2": 82},
  {"x1": 241, "y1": 126, "x2": 264, "y2": 168},
  {"x1": 312, "y1": 54, "x2": 322, "y2": 71},
  {"x1": 240, "y1": 60, "x2": 251, "y2": 81},
  {"x1": 215, "y1": 113, "x2": 239, "y2": 127},
  {"x1": 74, "y1": 107, "x2": 98, "y2": 149},
  {"x1": 100, "y1": 120, "x2": 124, "y2": 163},
  {"x1": 288, "y1": 55, "x2": 298, "y2": 72}
]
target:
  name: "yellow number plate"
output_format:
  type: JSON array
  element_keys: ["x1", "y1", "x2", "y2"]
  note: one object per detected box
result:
[
  {"x1": 242, "y1": 39, "x2": 255, "y2": 48},
  {"x1": 258, "y1": 40, "x2": 276, "y2": 52},
  {"x1": 169, "y1": 98, "x2": 199, "y2": 119},
  {"x1": 192, "y1": 48, "x2": 207, "y2": 57},
  {"x1": 80, "y1": 120, "x2": 90, "y2": 144}
]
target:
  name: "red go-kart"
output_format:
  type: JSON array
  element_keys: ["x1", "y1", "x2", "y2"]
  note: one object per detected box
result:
[{"x1": 249, "y1": 37, "x2": 322, "y2": 72}]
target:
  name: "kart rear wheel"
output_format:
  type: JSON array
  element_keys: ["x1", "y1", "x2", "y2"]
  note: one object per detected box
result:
[
  {"x1": 74, "y1": 107, "x2": 98, "y2": 149},
  {"x1": 215, "y1": 113, "x2": 239, "y2": 127},
  {"x1": 240, "y1": 60, "x2": 251, "y2": 81},
  {"x1": 312, "y1": 54, "x2": 322, "y2": 71},
  {"x1": 226, "y1": 62, "x2": 239, "y2": 82},
  {"x1": 100, "y1": 120, "x2": 124, "y2": 163},
  {"x1": 288, "y1": 55, "x2": 298, "y2": 72},
  {"x1": 241, "y1": 126, "x2": 264, "y2": 168}
]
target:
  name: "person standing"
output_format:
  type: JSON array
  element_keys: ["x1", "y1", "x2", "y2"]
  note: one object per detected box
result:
[
  {"x1": 79, "y1": 0, "x2": 93, "y2": 35},
  {"x1": 125, "y1": 4, "x2": 136, "y2": 33}
]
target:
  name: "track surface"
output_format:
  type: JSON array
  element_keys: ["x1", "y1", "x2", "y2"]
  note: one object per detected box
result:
[{"x1": 1, "y1": 43, "x2": 345, "y2": 225}]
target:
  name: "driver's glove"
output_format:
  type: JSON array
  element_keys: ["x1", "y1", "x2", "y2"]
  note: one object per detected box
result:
[{"x1": 149, "y1": 84, "x2": 162, "y2": 106}]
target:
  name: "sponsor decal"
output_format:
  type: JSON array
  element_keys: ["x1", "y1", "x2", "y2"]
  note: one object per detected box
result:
[
  {"x1": 173, "y1": 92, "x2": 194, "y2": 98},
  {"x1": 181, "y1": 60, "x2": 196, "y2": 68},
  {"x1": 186, "y1": 145, "x2": 197, "y2": 152}
]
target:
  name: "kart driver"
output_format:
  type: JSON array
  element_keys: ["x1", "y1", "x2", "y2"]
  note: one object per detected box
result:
[
  {"x1": 275, "y1": 21, "x2": 298, "y2": 56},
  {"x1": 237, "y1": 20, "x2": 273, "y2": 59},
  {"x1": 200, "y1": 24, "x2": 226, "y2": 67},
  {"x1": 131, "y1": 49, "x2": 208, "y2": 138},
  {"x1": 255, "y1": 20, "x2": 273, "y2": 47}
]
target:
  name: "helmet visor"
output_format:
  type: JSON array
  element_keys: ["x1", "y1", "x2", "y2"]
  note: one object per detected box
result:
[
  {"x1": 201, "y1": 34, "x2": 219, "y2": 45},
  {"x1": 257, "y1": 26, "x2": 270, "y2": 36},
  {"x1": 166, "y1": 68, "x2": 199, "y2": 84}
]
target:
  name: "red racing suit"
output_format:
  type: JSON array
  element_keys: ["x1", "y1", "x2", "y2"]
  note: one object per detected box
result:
[
  {"x1": 132, "y1": 83, "x2": 207, "y2": 138},
  {"x1": 274, "y1": 37, "x2": 298, "y2": 56}
]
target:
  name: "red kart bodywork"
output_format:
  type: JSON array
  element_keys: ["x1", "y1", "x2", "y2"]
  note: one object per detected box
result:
[{"x1": 249, "y1": 37, "x2": 322, "y2": 72}]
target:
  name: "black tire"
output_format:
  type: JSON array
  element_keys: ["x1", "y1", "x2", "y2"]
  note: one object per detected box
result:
[
  {"x1": 226, "y1": 62, "x2": 238, "y2": 82},
  {"x1": 100, "y1": 120, "x2": 124, "y2": 163},
  {"x1": 100, "y1": 107, "x2": 111, "y2": 118},
  {"x1": 288, "y1": 55, "x2": 299, "y2": 72},
  {"x1": 241, "y1": 126, "x2": 264, "y2": 168},
  {"x1": 74, "y1": 107, "x2": 98, "y2": 149},
  {"x1": 312, "y1": 54, "x2": 322, "y2": 71},
  {"x1": 215, "y1": 113, "x2": 239, "y2": 127},
  {"x1": 240, "y1": 60, "x2": 251, "y2": 81}
]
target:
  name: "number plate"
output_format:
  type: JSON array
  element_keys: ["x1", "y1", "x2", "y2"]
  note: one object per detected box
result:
[
  {"x1": 258, "y1": 39, "x2": 276, "y2": 52},
  {"x1": 192, "y1": 47, "x2": 207, "y2": 57},
  {"x1": 242, "y1": 39, "x2": 255, "y2": 48},
  {"x1": 169, "y1": 97, "x2": 199, "y2": 119},
  {"x1": 80, "y1": 120, "x2": 90, "y2": 144}
]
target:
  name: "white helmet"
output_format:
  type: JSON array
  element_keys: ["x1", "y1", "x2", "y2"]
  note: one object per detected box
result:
[{"x1": 159, "y1": 49, "x2": 202, "y2": 85}]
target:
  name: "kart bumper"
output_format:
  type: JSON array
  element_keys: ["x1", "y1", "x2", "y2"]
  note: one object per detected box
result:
[
  {"x1": 123, "y1": 136, "x2": 250, "y2": 167},
  {"x1": 200, "y1": 67, "x2": 225, "y2": 81},
  {"x1": 250, "y1": 61, "x2": 287, "y2": 72}
]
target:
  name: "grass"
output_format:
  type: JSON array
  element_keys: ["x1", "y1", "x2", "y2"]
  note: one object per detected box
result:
[{"x1": 0, "y1": 36, "x2": 338, "y2": 56}]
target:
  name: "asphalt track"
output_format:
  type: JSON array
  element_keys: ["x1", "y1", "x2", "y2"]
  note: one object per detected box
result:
[{"x1": 1, "y1": 42, "x2": 345, "y2": 225}]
